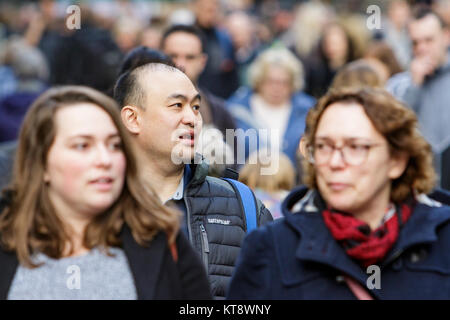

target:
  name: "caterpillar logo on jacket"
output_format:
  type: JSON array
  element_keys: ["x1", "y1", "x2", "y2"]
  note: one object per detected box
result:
[{"x1": 208, "y1": 218, "x2": 231, "y2": 225}]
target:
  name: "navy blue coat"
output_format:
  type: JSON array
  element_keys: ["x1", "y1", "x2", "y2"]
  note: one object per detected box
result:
[{"x1": 227, "y1": 187, "x2": 450, "y2": 299}]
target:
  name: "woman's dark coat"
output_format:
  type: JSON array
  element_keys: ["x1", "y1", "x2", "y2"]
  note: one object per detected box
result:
[{"x1": 227, "y1": 187, "x2": 450, "y2": 299}]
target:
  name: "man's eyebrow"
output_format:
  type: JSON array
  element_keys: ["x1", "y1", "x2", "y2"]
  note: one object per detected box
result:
[
  {"x1": 191, "y1": 93, "x2": 201, "y2": 103},
  {"x1": 166, "y1": 94, "x2": 188, "y2": 102},
  {"x1": 166, "y1": 93, "x2": 201, "y2": 103}
]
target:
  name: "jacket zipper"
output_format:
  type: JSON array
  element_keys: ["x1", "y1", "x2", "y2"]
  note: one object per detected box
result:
[
  {"x1": 200, "y1": 224, "x2": 210, "y2": 273},
  {"x1": 183, "y1": 197, "x2": 193, "y2": 243},
  {"x1": 183, "y1": 177, "x2": 208, "y2": 273}
]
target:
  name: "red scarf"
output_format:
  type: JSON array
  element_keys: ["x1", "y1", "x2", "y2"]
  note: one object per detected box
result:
[{"x1": 322, "y1": 204, "x2": 412, "y2": 267}]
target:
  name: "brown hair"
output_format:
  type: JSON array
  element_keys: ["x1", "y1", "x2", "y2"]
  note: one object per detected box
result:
[
  {"x1": 0, "y1": 85, "x2": 180, "y2": 268},
  {"x1": 303, "y1": 87, "x2": 436, "y2": 203},
  {"x1": 239, "y1": 151, "x2": 296, "y2": 193},
  {"x1": 364, "y1": 41, "x2": 403, "y2": 77},
  {"x1": 330, "y1": 59, "x2": 383, "y2": 90}
]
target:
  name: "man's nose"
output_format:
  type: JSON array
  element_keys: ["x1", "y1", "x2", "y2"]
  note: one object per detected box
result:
[
  {"x1": 415, "y1": 42, "x2": 429, "y2": 56},
  {"x1": 181, "y1": 106, "x2": 197, "y2": 125}
]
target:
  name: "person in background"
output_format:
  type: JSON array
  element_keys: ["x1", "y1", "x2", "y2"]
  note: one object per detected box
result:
[
  {"x1": 112, "y1": 17, "x2": 142, "y2": 54},
  {"x1": 45, "y1": 7, "x2": 123, "y2": 95},
  {"x1": 239, "y1": 151, "x2": 295, "y2": 220},
  {"x1": 379, "y1": 0, "x2": 412, "y2": 69},
  {"x1": 0, "y1": 38, "x2": 48, "y2": 143},
  {"x1": 0, "y1": 141, "x2": 15, "y2": 192},
  {"x1": 304, "y1": 22, "x2": 356, "y2": 98},
  {"x1": 364, "y1": 41, "x2": 403, "y2": 84},
  {"x1": 281, "y1": 1, "x2": 335, "y2": 62},
  {"x1": 434, "y1": 0, "x2": 450, "y2": 27},
  {"x1": 226, "y1": 46, "x2": 315, "y2": 172},
  {"x1": 330, "y1": 59, "x2": 384, "y2": 90},
  {"x1": 387, "y1": 8, "x2": 450, "y2": 190},
  {"x1": 138, "y1": 25, "x2": 163, "y2": 50},
  {"x1": 223, "y1": 11, "x2": 262, "y2": 87},
  {"x1": 0, "y1": 85, "x2": 211, "y2": 300},
  {"x1": 193, "y1": 0, "x2": 240, "y2": 99},
  {"x1": 228, "y1": 87, "x2": 450, "y2": 300}
]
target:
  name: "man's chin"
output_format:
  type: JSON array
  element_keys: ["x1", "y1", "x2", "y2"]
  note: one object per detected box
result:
[{"x1": 170, "y1": 145, "x2": 195, "y2": 165}]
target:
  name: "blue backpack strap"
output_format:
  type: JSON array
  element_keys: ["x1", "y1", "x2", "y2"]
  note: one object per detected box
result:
[{"x1": 223, "y1": 178, "x2": 257, "y2": 233}]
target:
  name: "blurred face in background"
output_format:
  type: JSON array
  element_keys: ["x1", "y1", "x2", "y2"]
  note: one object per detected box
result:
[
  {"x1": 388, "y1": 0, "x2": 411, "y2": 30},
  {"x1": 114, "y1": 19, "x2": 141, "y2": 53},
  {"x1": 195, "y1": 0, "x2": 220, "y2": 29},
  {"x1": 409, "y1": 14, "x2": 449, "y2": 70},
  {"x1": 225, "y1": 12, "x2": 254, "y2": 50},
  {"x1": 258, "y1": 65, "x2": 293, "y2": 106},
  {"x1": 322, "y1": 24, "x2": 349, "y2": 67},
  {"x1": 44, "y1": 103, "x2": 126, "y2": 220},
  {"x1": 140, "y1": 27, "x2": 162, "y2": 49},
  {"x1": 162, "y1": 31, "x2": 207, "y2": 83}
]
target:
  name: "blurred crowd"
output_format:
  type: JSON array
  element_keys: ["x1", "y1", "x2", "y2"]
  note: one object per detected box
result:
[
  {"x1": 0, "y1": 0, "x2": 449, "y2": 199},
  {"x1": 0, "y1": 1, "x2": 448, "y2": 165}
]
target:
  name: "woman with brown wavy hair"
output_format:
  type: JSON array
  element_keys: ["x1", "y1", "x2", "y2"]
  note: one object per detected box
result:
[
  {"x1": 228, "y1": 87, "x2": 450, "y2": 299},
  {"x1": 0, "y1": 85, "x2": 211, "y2": 300}
]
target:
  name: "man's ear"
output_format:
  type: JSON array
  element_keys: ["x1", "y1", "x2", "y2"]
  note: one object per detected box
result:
[
  {"x1": 121, "y1": 105, "x2": 141, "y2": 135},
  {"x1": 200, "y1": 53, "x2": 208, "y2": 70}
]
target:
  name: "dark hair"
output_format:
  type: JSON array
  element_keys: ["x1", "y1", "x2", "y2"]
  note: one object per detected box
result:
[
  {"x1": 330, "y1": 59, "x2": 383, "y2": 90},
  {"x1": 161, "y1": 24, "x2": 207, "y2": 53},
  {"x1": 118, "y1": 46, "x2": 176, "y2": 76},
  {"x1": 113, "y1": 47, "x2": 176, "y2": 109},
  {"x1": 411, "y1": 6, "x2": 447, "y2": 29},
  {"x1": 364, "y1": 41, "x2": 403, "y2": 77},
  {"x1": 319, "y1": 22, "x2": 355, "y2": 65}
]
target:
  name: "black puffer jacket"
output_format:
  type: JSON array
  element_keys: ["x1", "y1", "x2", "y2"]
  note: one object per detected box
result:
[{"x1": 183, "y1": 160, "x2": 273, "y2": 299}]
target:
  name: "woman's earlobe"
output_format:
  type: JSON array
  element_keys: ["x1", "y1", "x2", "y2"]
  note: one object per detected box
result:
[
  {"x1": 299, "y1": 136, "x2": 308, "y2": 158},
  {"x1": 389, "y1": 151, "x2": 409, "y2": 180}
]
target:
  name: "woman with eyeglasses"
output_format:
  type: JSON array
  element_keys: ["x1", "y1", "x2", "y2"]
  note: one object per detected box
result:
[{"x1": 227, "y1": 87, "x2": 450, "y2": 299}]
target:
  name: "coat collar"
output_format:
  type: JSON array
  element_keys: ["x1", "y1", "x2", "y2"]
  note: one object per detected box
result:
[
  {"x1": 187, "y1": 154, "x2": 209, "y2": 187},
  {"x1": 0, "y1": 247, "x2": 19, "y2": 300},
  {"x1": 282, "y1": 190, "x2": 371, "y2": 286},
  {"x1": 281, "y1": 187, "x2": 450, "y2": 293}
]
